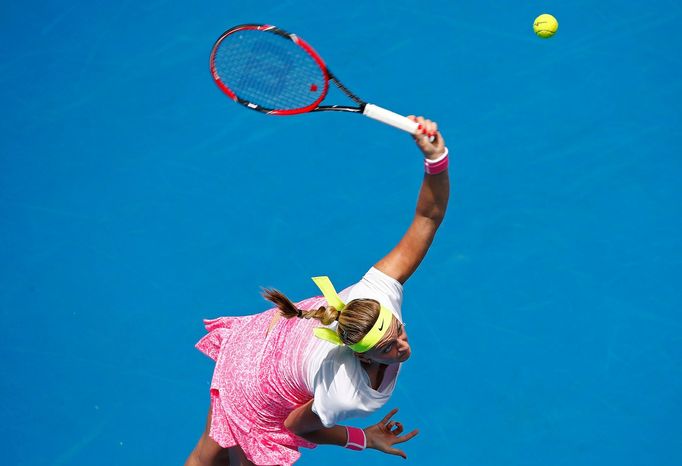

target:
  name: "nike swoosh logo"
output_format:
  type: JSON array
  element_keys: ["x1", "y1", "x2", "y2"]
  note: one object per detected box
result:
[{"x1": 378, "y1": 319, "x2": 385, "y2": 331}]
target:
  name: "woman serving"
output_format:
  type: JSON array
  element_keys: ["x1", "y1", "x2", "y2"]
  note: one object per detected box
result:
[{"x1": 186, "y1": 116, "x2": 450, "y2": 466}]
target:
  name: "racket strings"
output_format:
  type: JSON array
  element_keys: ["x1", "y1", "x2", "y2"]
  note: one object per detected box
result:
[{"x1": 213, "y1": 30, "x2": 327, "y2": 111}]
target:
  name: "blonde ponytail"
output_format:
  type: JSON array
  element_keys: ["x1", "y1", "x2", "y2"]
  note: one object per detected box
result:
[
  {"x1": 261, "y1": 288, "x2": 340, "y2": 324},
  {"x1": 261, "y1": 288, "x2": 381, "y2": 346}
]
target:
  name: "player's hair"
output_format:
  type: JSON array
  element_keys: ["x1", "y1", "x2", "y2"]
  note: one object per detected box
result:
[{"x1": 262, "y1": 289, "x2": 380, "y2": 346}]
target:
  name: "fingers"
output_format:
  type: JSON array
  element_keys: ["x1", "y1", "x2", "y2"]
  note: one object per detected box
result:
[
  {"x1": 407, "y1": 115, "x2": 438, "y2": 137},
  {"x1": 380, "y1": 408, "x2": 399, "y2": 424},
  {"x1": 387, "y1": 447, "x2": 408, "y2": 460},
  {"x1": 410, "y1": 116, "x2": 437, "y2": 138},
  {"x1": 392, "y1": 422, "x2": 404, "y2": 435},
  {"x1": 393, "y1": 428, "x2": 419, "y2": 444},
  {"x1": 372, "y1": 412, "x2": 418, "y2": 460},
  {"x1": 384, "y1": 430, "x2": 419, "y2": 460},
  {"x1": 384, "y1": 420, "x2": 404, "y2": 435},
  {"x1": 408, "y1": 115, "x2": 446, "y2": 158}
]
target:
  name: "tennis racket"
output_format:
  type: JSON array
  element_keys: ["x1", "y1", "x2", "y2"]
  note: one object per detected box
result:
[{"x1": 209, "y1": 24, "x2": 420, "y2": 135}]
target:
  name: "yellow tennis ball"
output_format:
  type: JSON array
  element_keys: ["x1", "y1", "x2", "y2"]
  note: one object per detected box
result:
[{"x1": 533, "y1": 14, "x2": 558, "y2": 38}]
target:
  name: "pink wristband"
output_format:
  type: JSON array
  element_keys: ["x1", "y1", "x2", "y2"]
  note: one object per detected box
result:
[
  {"x1": 344, "y1": 426, "x2": 366, "y2": 451},
  {"x1": 424, "y1": 147, "x2": 449, "y2": 175}
]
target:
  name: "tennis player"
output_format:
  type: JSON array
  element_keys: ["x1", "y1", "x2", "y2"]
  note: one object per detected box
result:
[{"x1": 185, "y1": 116, "x2": 450, "y2": 466}]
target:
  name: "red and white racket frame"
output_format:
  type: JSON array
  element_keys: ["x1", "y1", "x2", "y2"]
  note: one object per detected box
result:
[{"x1": 209, "y1": 23, "x2": 420, "y2": 135}]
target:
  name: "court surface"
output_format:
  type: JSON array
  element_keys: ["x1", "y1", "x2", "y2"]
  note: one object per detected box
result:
[{"x1": 2, "y1": 1, "x2": 681, "y2": 465}]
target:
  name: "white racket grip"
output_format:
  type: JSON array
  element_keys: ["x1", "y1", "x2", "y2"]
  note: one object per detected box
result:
[{"x1": 362, "y1": 103, "x2": 419, "y2": 134}]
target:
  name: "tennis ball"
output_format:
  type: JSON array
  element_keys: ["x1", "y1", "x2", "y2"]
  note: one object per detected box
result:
[{"x1": 533, "y1": 14, "x2": 558, "y2": 38}]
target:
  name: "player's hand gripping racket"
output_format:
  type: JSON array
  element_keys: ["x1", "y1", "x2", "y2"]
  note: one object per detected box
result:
[{"x1": 209, "y1": 24, "x2": 420, "y2": 135}]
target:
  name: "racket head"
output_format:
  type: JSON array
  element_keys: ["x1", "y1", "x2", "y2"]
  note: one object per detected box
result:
[{"x1": 210, "y1": 24, "x2": 330, "y2": 115}]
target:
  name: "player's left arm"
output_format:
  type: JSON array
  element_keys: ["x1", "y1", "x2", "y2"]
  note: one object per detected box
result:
[
  {"x1": 284, "y1": 399, "x2": 347, "y2": 445},
  {"x1": 374, "y1": 117, "x2": 450, "y2": 284},
  {"x1": 284, "y1": 400, "x2": 418, "y2": 458}
]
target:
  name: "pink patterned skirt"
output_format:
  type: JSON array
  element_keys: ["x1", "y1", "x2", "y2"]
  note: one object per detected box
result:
[{"x1": 195, "y1": 297, "x2": 326, "y2": 466}]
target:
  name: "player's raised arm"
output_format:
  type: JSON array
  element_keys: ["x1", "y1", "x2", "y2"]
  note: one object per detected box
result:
[{"x1": 374, "y1": 116, "x2": 450, "y2": 284}]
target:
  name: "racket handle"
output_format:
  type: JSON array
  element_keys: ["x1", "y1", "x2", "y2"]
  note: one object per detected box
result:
[{"x1": 362, "y1": 104, "x2": 419, "y2": 134}]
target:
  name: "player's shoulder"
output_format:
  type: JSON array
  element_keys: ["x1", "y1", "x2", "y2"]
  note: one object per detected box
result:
[
  {"x1": 346, "y1": 267, "x2": 404, "y2": 317},
  {"x1": 364, "y1": 266, "x2": 404, "y2": 290}
]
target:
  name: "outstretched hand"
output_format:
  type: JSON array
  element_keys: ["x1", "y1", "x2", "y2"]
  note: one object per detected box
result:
[
  {"x1": 408, "y1": 115, "x2": 446, "y2": 160},
  {"x1": 363, "y1": 408, "x2": 419, "y2": 459}
]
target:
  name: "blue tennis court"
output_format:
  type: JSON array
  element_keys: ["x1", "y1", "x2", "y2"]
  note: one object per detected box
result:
[{"x1": 2, "y1": 1, "x2": 680, "y2": 465}]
